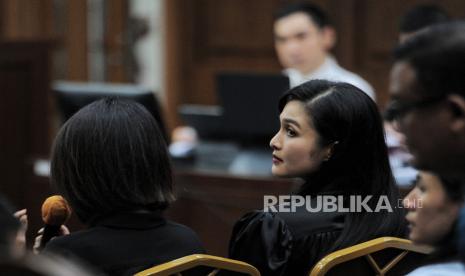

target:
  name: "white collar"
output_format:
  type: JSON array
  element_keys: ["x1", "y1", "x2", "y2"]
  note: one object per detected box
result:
[{"x1": 283, "y1": 56, "x2": 340, "y2": 87}]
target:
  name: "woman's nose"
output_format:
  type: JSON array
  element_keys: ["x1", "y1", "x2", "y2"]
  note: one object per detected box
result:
[
  {"x1": 270, "y1": 132, "x2": 280, "y2": 150},
  {"x1": 403, "y1": 189, "x2": 418, "y2": 211}
]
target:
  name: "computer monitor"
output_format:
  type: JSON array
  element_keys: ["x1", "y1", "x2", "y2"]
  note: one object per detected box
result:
[
  {"x1": 216, "y1": 72, "x2": 290, "y2": 145},
  {"x1": 178, "y1": 104, "x2": 224, "y2": 140},
  {"x1": 53, "y1": 81, "x2": 169, "y2": 142}
]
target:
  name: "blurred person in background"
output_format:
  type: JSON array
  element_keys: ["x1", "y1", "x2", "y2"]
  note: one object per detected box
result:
[{"x1": 273, "y1": 2, "x2": 375, "y2": 99}]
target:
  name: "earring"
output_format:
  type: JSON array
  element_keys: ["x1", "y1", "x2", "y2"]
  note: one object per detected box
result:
[{"x1": 324, "y1": 141, "x2": 339, "y2": 161}]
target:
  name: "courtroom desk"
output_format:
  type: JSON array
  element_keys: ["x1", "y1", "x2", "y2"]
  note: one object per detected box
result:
[{"x1": 166, "y1": 169, "x2": 299, "y2": 257}]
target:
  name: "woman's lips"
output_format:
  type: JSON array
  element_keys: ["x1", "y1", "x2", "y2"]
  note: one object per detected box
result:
[
  {"x1": 272, "y1": 154, "x2": 283, "y2": 164},
  {"x1": 405, "y1": 214, "x2": 415, "y2": 229}
]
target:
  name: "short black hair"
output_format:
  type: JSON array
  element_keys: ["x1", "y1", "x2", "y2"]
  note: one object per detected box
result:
[
  {"x1": 274, "y1": 2, "x2": 331, "y2": 29},
  {"x1": 440, "y1": 175, "x2": 465, "y2": 203},
  {"x1": 400, "y1": 4, "x2": 449, "y2": 33},
  {"x1": 394, "y1": 21, "x2": 465, "y2": 99},
  {"x1": 51, "y1": 98, "x2": 175, "y2": 223}
]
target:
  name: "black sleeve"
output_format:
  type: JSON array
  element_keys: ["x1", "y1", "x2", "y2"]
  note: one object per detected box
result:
[{"x1": 228, "y1": 211, "x2": 293, "y2": 276}]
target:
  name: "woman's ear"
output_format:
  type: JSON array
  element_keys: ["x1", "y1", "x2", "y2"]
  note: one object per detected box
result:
[
  {"x1": 323, "y1": 141, "x2": 339, "y2": 161},
  {"x1": 447, "y1": 94, "x2": 465, "y2": 133}
]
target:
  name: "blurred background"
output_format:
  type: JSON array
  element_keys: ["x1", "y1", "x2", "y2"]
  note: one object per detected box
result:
[{"x1": 1, "y1": 0, "x2": 464, "y2": 256}]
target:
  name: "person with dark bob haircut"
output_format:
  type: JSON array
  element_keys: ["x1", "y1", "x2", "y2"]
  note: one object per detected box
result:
[
  {"x1": 41, "y1": 98, "x2": 205, "y2": 275},
  {"x1": 229, "y1": 80, "x2": 406, "y2": 275},
  {"x1": 272, "y1": 2, "x2": 375, "y2": 98}
]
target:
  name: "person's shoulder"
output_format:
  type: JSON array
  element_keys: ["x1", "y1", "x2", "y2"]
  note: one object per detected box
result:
[
  {"x1": 233, "y1": 208, "x2": 343, "y2": 232},
  {"x1": 276, "y1": 206, "x2": 344, "y2": 238},
  {"x1": 235, "y1": 210, "x2": 283, "y2": 228},
  {"x1": 231, "y1": 210, "x2": 291, "y2": 239},
  {"x1": 232, "y1": 208, "x2": 342, "y2": 238},
  {"x1": 163, "y1": 220, "x2": 205, "y2": 249},
  {"x1": 407, "y1": 262, "x2": 465, "y2": 275},
  {"x1": 44, "y1": 228, "x2": 103, "y2": 253},
  {"x1": 329, "y1": 60, "x2": 375, "y2": 100},
  {"x1": 164, "y1": 220, "x2": 201, "y2": 237},
  {"x1": 46, "y1": 229, "x2": 93, "y2": 246},
  {"x1": 229, "y1": 210, "x2": 293, "y2": 268},
  {"x1": 42, "y1": 229, "x2": 98, "y2": 257}
]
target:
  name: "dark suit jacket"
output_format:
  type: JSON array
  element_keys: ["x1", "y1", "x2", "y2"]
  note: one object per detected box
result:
[{"x1": 44, "y1": 211, "x2": 205, "y2": 275}]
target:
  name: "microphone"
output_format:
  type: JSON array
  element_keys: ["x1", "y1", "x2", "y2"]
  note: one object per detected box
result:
[{"x1": 39, "y1": 195, "x2": 72, "y2": 249}]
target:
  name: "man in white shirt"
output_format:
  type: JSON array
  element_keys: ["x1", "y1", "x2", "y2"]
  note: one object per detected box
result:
[{"x1": 273, "y1": 2, "x2": 375, "y2": 100}]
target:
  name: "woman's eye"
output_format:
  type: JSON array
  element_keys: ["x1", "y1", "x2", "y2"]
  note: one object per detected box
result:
[{"x1": 286, "y1": 128, "x2": 296, "y2": 137}]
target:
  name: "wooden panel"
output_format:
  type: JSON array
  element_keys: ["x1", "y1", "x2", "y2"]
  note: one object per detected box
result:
[
  {"x1": 0, "y1": 0, "x2": 53, "y2": 40},
  {"x1": 165, "y1": 0, "x2": 284, "y2": 128},
  {"x1": 165, "y1": 0, "x2": 465, "y2": 128},
  {"x1": 0, "y1": 41, "x2": 52, "y2": 247},
  {"x1": 164, "y1": 0, "x2": 186, "y2": 132},
  {"x1": 193, "y1": 0, "x2": 277, "y2": 57},
  {"x1": 354, "y1": 0, "x2": 465, "y2": 108},
  {"x1": 164, "y1": 0, "x2": 363, "y2": 128},
  {"x1": 105, "y1": 0, "x2": 129, "y2": 82},
  {"x1": 67, "y1": 0, "x2": 88, "y2": 80}
]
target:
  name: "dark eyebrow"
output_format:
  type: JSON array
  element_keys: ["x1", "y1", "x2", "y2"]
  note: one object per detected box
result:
[
  {"x1": 295, "y1": 31, "x2": 308, "y2": 37},
  {"x1": 282, "y1": 118, "x2": 301, "y2": 129},
  {"x1": 275, "y1": 30, "x2": 308, "y2": 41}
]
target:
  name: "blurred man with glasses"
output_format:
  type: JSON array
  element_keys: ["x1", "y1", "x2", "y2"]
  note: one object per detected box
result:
[
  {"x1": 388, "y1": 22, "x2": 465, "y2": 175},
  {"x1": 388, "y1": 22, "x2": 465, "y2": 266}
]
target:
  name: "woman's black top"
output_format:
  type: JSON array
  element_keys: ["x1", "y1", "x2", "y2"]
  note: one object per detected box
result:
[
  {"x1": 229, "y1": 204, "x2": 345, "y2": 276},
  {"x1": 44, "y1": 211, "x2": 205, "y2": 275}
]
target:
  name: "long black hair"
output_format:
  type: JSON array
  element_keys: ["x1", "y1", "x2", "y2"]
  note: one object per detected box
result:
[{"x1": 278, "y1": 79, "x2": 406, "y2": 252}]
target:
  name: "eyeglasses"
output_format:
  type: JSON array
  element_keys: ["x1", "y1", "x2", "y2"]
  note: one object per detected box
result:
[{"x1": 384, "y1": 96, "x2": 445, "y2": 122}]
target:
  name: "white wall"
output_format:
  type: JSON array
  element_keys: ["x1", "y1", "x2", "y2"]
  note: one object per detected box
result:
[{"x1": 129, "y1": 0, "x2": 165, "y2": 98}]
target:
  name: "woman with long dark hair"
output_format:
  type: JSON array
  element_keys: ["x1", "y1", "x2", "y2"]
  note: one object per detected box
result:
[{"x1": 229, "y1": 80, "x2": 406, "y2": 275}]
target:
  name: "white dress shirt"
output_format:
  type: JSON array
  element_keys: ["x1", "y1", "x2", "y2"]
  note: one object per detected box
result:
[
  {"x1": 283, "y1": 56, "x2": 375, "y2": 100},
  {"x1": 407, "y1": 262, "x2": 465, "y2": 275}
]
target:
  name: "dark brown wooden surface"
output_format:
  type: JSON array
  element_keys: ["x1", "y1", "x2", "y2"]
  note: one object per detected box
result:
[{"x1": 0, "y1": 41, "x2": 53, "y2": 247}]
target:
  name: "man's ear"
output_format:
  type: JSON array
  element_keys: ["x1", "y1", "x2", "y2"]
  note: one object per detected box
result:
[
  {"x1": 447, "y1": 94, "x2": 465, "y2": 133},
  {"x1": 322, "y1": 26, "x2": 336, "y2": 50}
]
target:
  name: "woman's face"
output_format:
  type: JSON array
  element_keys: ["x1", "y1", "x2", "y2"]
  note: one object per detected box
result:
[
  {"x1": 270, "y1": 100, "x2": 329, "y2": 177},
  {"x1": 403, "y1": 172, "x2": 461, "y2": 245}
]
